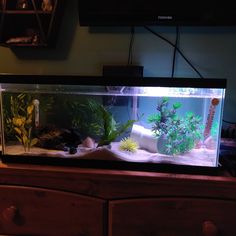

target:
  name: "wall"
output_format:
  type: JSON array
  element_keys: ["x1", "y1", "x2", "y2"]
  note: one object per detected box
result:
[{"x1": 0, "y1": 0, "x2": 236, "y2": 122}]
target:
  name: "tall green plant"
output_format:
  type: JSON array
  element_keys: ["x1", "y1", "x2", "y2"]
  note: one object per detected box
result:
[{"x1": 6, "y1": 93, "x2": 38, "y2": 152}]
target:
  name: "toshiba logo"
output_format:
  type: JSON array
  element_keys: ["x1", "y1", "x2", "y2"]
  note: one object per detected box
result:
[{"x1": 157, "y1": 16, "x2": 173, "y2": 20}]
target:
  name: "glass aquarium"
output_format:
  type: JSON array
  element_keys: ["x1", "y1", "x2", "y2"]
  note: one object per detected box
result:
[{"x1": 0, "y1": 75, "x2": 226, "y2": 170}]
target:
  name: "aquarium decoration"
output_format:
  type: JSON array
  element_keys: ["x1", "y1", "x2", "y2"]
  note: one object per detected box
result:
[
  {"x1": 202, "y1": 98, "x2": 220, "y2": 150},
  {"x1": 35, "y1": 126, "x2": 82, "y2": 153},
  {"x1": 33, "y1": 99, "x2": 40, "y2": 128},
  {"x1": 16, "y1": 0, "x2": 29, "y2": 9},
  {"x1": 82, "y1": 137, "x2": 95, "y2": 149},
  {"x1": 148, "y1": 97, "x2": 202, "y2": 155},
  {"x1": 203, "y1": 98, "x2": 220, "y2": 140},
  {"x1": 130, "y1": 124, "x2": 158, "y2": 153},
  {"x1": 119, "y1": 137, "x2": 139, "y2": 153}
]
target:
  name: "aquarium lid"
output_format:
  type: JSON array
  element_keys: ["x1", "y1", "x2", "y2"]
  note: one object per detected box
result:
[{"x1": 0, "y1": 74, "x2": 227, "y2": 89}]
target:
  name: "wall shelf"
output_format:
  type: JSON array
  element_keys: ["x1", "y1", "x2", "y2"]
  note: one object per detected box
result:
[{"x1": 0, "y1": 0, "x2": 65, "y2": 47}]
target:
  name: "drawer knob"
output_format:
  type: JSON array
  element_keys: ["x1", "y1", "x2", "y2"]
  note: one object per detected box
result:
[
  {"x1": 202, "y1": 220, "x2": 218, "y2": 236},
  {"x1": 2, "y1": 206, "x2": 18, "y2": 223}
]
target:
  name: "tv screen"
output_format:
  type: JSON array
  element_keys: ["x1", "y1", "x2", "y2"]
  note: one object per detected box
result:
[{"x1": 78, "y1": 1, "x2": 236, "y2": 26}]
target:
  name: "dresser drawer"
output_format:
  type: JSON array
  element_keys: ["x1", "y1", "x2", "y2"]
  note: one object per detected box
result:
[
  {"x1": 109, "y1": 197, "x2": 236, "y2": 236},
  {"x1": 0, "y1": 185, "x2": 106, "y2": 236}
]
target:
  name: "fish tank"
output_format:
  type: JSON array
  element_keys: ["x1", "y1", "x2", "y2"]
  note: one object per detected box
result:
[{"x1": 0, "y1": 75, "x2": 226, "y2": 173}]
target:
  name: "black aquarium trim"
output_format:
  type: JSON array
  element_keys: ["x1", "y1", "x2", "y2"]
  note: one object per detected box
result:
[
  {"x1": 0, "y1": 74, "x2": 226, "y2": 176},
  {"x1": 0, "y1": 155, "x2": 221, "y2": 176},
  {"x1": 0, "y1": 74, "x2": 227, "y2": 88}
]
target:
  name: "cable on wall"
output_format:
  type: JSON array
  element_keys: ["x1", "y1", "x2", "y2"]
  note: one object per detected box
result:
[
  {"x1": 127, "y1": 26, "x2": 135, "y2": 65},
  {"x1": 171, "y1": 26, "x2": 179, "y2": 78},
  {"x1": 144, "y1": 26, "x2": 204, "y2": 79},
  {"x1": 223, "y1": 119, "x2": 236, "y2": 125}
]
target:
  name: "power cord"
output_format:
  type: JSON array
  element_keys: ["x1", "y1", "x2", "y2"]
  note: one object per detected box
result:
[
  {"x1": 144, "y1": 26, "x2": 204, "y2": 79},
  {"x1": 171, "y1": 26, "x2": 179, "y2": 78},
  {"x1": 222, "y1": 120, "x2": 236, "y2": 139},
  {"x1": 127, "y1": 26, "x2": 135, "y2": 65},
  {"x1": 223, "y1": 119, "x2": 236, "y2": 125}
]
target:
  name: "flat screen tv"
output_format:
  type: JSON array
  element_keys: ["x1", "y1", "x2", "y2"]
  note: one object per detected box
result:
[{"x1": 78, "y1": 1, "x2": 236, "y2": 26}]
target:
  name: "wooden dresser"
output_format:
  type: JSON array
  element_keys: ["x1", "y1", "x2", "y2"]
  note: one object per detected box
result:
[{"x1": 0, "y1": 163, "x2": 236, "y2": 236}]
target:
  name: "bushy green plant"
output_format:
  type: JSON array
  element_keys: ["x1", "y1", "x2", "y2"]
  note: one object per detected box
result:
[
  {"x1": 148, "y1": 97, "x2": 202, "y2": 155},
  {"x1": 49, "y1": 97, "x2": 135, "y2": 148},
  {"x1": 66, "y1": 97, "x2": 98, "y2": 138}
]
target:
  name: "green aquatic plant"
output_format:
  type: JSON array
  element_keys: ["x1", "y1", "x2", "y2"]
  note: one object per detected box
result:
[
  {"x1": 164, "y1": 112, "x2": 202, "y2": 155},
  {"x1": 58, "y1": 97, "x2": 136, "y2": 148},
  {"x1": 148, "y1": 97, "x2": 202, "y2": 155},
  {"x1": 87, "y1": 100, "x2": 136, "y2": 147},
  {"x1": 6, "y1": 93, "x2": 38, "y2": 152},
  {"x1": 119, "y1": 137, "x2": 139, "y2": 153},
  {"x1": 66, "y1": 97, "x2": 101, "y2": 138},
  {"x1": 148, "y1": 97, "x2": 181, "y2": 137}
]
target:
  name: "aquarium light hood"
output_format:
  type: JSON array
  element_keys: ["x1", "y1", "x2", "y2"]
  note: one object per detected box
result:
[
  {"x1": 0, "y1": 85, "x2": 224, "y2": 98},
  {"x1": 0, "y1": 76, "x2": 226, "y2": 98}
]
